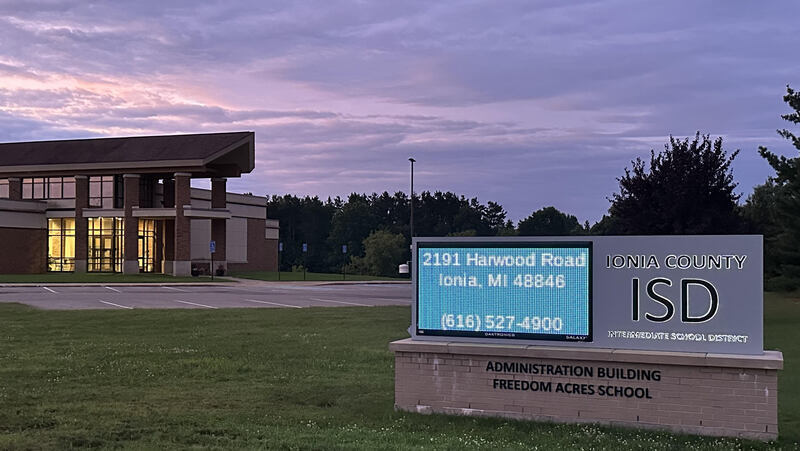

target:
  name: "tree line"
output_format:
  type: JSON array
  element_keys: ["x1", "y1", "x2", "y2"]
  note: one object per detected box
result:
[{"x1": 267, "y1": 87, "x2": 800, "y2": 290}]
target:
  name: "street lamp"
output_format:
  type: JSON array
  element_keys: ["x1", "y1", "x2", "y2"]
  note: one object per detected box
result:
[{"x1": 409, "y1": 158, "x2": 416, "y2": 241}]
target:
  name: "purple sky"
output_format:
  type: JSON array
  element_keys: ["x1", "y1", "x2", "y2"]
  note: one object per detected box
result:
[{"x1": 1, "y1": 1, "x2": 798, "y2": 223}]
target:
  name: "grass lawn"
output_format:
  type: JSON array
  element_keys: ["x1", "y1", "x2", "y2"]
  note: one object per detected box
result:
[
  {"x1": 0, "y1": 293, "x2": 796, "y2": 449},
  {"x1": 231, "y1": 270, "x2": 407, "y2": 282},
  {"x1": 0, "y1": 273, "x2": 233, "y2": 284}
]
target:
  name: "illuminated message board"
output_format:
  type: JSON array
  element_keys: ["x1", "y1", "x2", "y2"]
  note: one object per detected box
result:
[
  {"x1": 415, "y1": 242, "x2": 592, "y2": 341},
  {"x1": 411, "y1": 236, "x2": 764, "y2": 355}
]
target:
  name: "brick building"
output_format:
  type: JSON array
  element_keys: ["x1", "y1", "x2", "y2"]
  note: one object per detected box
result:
[{"x1": 0, "y1": 132, "x2": 278, "y2": 276}]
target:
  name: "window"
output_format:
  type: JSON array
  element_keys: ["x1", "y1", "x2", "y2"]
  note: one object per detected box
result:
[
  {"x1": 23, "y1": 178, "x2": 45, "y2": 199},
  {"x1": 21, "y1": 177, "x2": 75, "y2": 199},
  {"x1": 48, "y1": 218, "x2": 75, "y2": 272},
  {"x1": 88, "y1": 217, "x2": 124, "y2": 272},
  {"x1": 0, "y1": 179, "x2": 7, "y2": 198},
  {"x1": 114, "y1": 175, "x2": 123, "y2": 208},
  {"x1": 139, "y1": 176, "x2": 154, "y2": 208},
  {"x1": 89, "y1": 176, "x2": 115, "y2": 208}
]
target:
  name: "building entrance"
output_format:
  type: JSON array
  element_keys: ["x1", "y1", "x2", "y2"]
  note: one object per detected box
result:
[
  {"x1": 88, "y1": 217, "x2": 124, "y2": 272},
  {"x1": 138, "y1": 219, "x2": 158, "y2": 273}
]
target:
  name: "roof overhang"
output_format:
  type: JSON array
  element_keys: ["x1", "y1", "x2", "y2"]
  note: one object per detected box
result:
[{"x1": 0, "y1": 132, "x2": 255, "y2": 179}]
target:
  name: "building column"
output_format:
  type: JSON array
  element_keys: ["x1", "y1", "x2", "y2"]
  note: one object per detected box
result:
[
  {"x1": 122, "y1": 174, "x2": 140, "y2": 274},
  {"x1": 74, "y1": 176, "x2": 88, "y2": 273},
  {"x1": 162, "y1": 219, "x2": 175, "y2": 274},
  {"x1": 155, "y1": 220, "x2": 163, "y2": 272},
  {"x1": 162, "y1": 177, "x2": 175, "y2": 274},
  {"x1": 211, "y1": 177, "x2": 227, "y2": 275},
  {"x1": 173, "y1": 172, "x2": 192, "y2": 276},
  {"x1": 8, "y1": 177, "x2": 22, "y2": 200}
]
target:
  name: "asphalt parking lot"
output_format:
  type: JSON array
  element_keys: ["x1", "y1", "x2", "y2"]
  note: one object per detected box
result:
[{"x1": 0, "y1": 282, "x2": 412, "y2": 310}]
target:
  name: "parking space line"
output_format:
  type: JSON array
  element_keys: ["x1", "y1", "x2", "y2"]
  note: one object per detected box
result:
[
  {"x1": 244, "y1": 299, "x2": 302, "y2": 308},
  {"x1": 310, "y1": 297, "x2": 372, "y2": 306},
  {"x1": 99, "y1": 300, "x2": 133, "y2": 310},
  {"x1": 104, "y1": 286, "x2": 121, "y2": 293},
  {"x1": 42, "y1": 286, "x2": 57, "y2": 293},
  {"x1": 174, "y1": 300, "x2": 218, "y2": 309},
  {"x1": 163, "y1": 286, "x2": 188, "y2": 292}
]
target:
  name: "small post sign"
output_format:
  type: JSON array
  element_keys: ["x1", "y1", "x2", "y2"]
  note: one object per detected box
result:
[
  {"x1": 209, "y1": 240, "x2": 216, "y2": 281},
  {"x1": 342, "y1": 244, "x2": 348, "y2": 280},
  {"x1": 278, "y1": 242, "x2": 283, "y2": 280},
  {"x1": 302, "y1": 243, "x2": 307, "y2": 280}
]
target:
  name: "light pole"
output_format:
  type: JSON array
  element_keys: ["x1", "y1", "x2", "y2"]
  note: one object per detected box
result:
[{"x1": 408, "y1": 158, "x2": 415, "y2": 241}]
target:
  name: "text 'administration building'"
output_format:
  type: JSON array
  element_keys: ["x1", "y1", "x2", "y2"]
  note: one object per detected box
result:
[{"x1": 0, "y1": 132, "x2": 278, "y2": 276}]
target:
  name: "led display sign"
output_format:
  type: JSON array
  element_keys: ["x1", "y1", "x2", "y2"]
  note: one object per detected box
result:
[{"x1": 416, "y1": 242, "x2": 592, "y2": 341}]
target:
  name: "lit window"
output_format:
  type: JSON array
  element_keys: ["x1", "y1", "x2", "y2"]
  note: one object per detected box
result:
[
  {"x1": 48, "y1": 218, "x2": 75, "y2": 272},
  {"x1": 88, "y1": 217, "x2": 124, "y2": 272}
]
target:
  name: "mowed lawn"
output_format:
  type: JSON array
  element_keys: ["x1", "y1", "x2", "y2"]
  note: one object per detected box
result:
[{"x1": 0, "y1": 293, "x2": 797, "y2": 450}]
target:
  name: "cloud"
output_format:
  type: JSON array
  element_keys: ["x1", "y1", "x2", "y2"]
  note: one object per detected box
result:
[{"x1": 0, "y1": 0, "x2": 799, "y2": 223}]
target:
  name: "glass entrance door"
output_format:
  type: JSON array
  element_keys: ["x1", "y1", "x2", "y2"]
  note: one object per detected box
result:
[
  {"x1": 138, "y1": 219, "x2": 156, "y2": 273},
  {"x1": 88, "y1": 217, "x2": 124, "y2": 272}
]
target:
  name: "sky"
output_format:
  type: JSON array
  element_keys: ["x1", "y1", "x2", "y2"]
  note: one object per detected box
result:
[{"x1": 0, "y1": 0, "x2": 798, "y2": 224}]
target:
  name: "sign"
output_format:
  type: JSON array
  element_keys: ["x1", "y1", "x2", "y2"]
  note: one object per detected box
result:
[
  {"x1": 279, "y1": 242, "x2": 283, "y2": 252},
  {"x1": 342, "y1": 244, "x2": 348, "y2": 254},
  {"x1": 412, "y1": 236, "x2": 763, "y2": 355},
  {"x1": 302, "y1": 243, "x2": 308, "y2": 253},
  {"x1": 209, "y1": 240, "x2": 216, "y2": 254},
  {"x1": 416, "y1": 242, "x2": 591, "y2": 342}
]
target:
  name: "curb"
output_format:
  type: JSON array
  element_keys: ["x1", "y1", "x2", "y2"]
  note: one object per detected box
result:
[
  {"x1": 0, "y1": 282, "x2": 236, "y2": 287},
  {"x1": 313, "y1": 281, "x2": 411, "y2": 286}
]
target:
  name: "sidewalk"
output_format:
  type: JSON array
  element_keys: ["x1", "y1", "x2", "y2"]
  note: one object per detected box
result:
[{"x1": 0, "y1": 278, "x2": 411, "y2": 288}]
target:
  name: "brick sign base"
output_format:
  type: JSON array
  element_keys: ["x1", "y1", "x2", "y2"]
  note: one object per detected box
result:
[{"x1": 391, "y1": 339, "x2": 783, "y2": 441}]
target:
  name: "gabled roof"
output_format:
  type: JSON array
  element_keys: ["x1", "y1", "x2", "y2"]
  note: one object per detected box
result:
[{"x1": 0, "y1": 131, "x2": 255, "y2": 178}]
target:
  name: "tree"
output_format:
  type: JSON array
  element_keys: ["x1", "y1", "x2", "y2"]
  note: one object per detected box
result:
[
  {"x1": 740, "y1": 179, "x2": 782, "y2": 281},
  {"x1": 758, "y1": 85, "x2": 800, "y2": 289},
  {"x1": 607, "y1": 133, "x2": 742, "y2": 235},
  {"x1": 589, "y1": 215, "x2": 619, "y2": 235},
  {"x1": 267, "y1": 194, "x2": 335, "y2": 271},
  {"x1": 348, "y1": 230, "x2": 406, "y2": 277},
  {"x1": 518, "y1": 206, "x2": 584, "y2": 236},
  {"x1": 327, "y1": 193, "x2": 376, "y2": 260},
  {"x1": 269, "y1": 190, "x2": 512, "y2": 274}
]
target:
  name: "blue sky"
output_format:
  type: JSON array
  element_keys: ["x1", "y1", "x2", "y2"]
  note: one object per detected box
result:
[{"x1": 0, "y1": 0, "x2": 798, "y2": 223}]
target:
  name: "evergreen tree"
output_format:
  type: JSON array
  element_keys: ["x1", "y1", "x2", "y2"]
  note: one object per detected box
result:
[
  {"x1": 758, "y1": 85, "x2": 800, "y2": 289},
  {"x1": 741, "y1": 179, "x2": 782, "y2": 282}
]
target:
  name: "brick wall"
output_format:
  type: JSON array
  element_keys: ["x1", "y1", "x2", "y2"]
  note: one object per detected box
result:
[
  {"x1": 0, "y1": 227, "x2": 46, "y2": 273},
  {"x1": 391, "y1": 339, "x2": 781, "y2": 441},
  {"x1": 227, "y1": 218, "x2": 278, "y2": 272},
  {"x1": 123, "y1": 174, "x2": 140, "y2": 265},
  {"x1": 174, "y1": 173, "x2": 191, "y2": 262}
]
